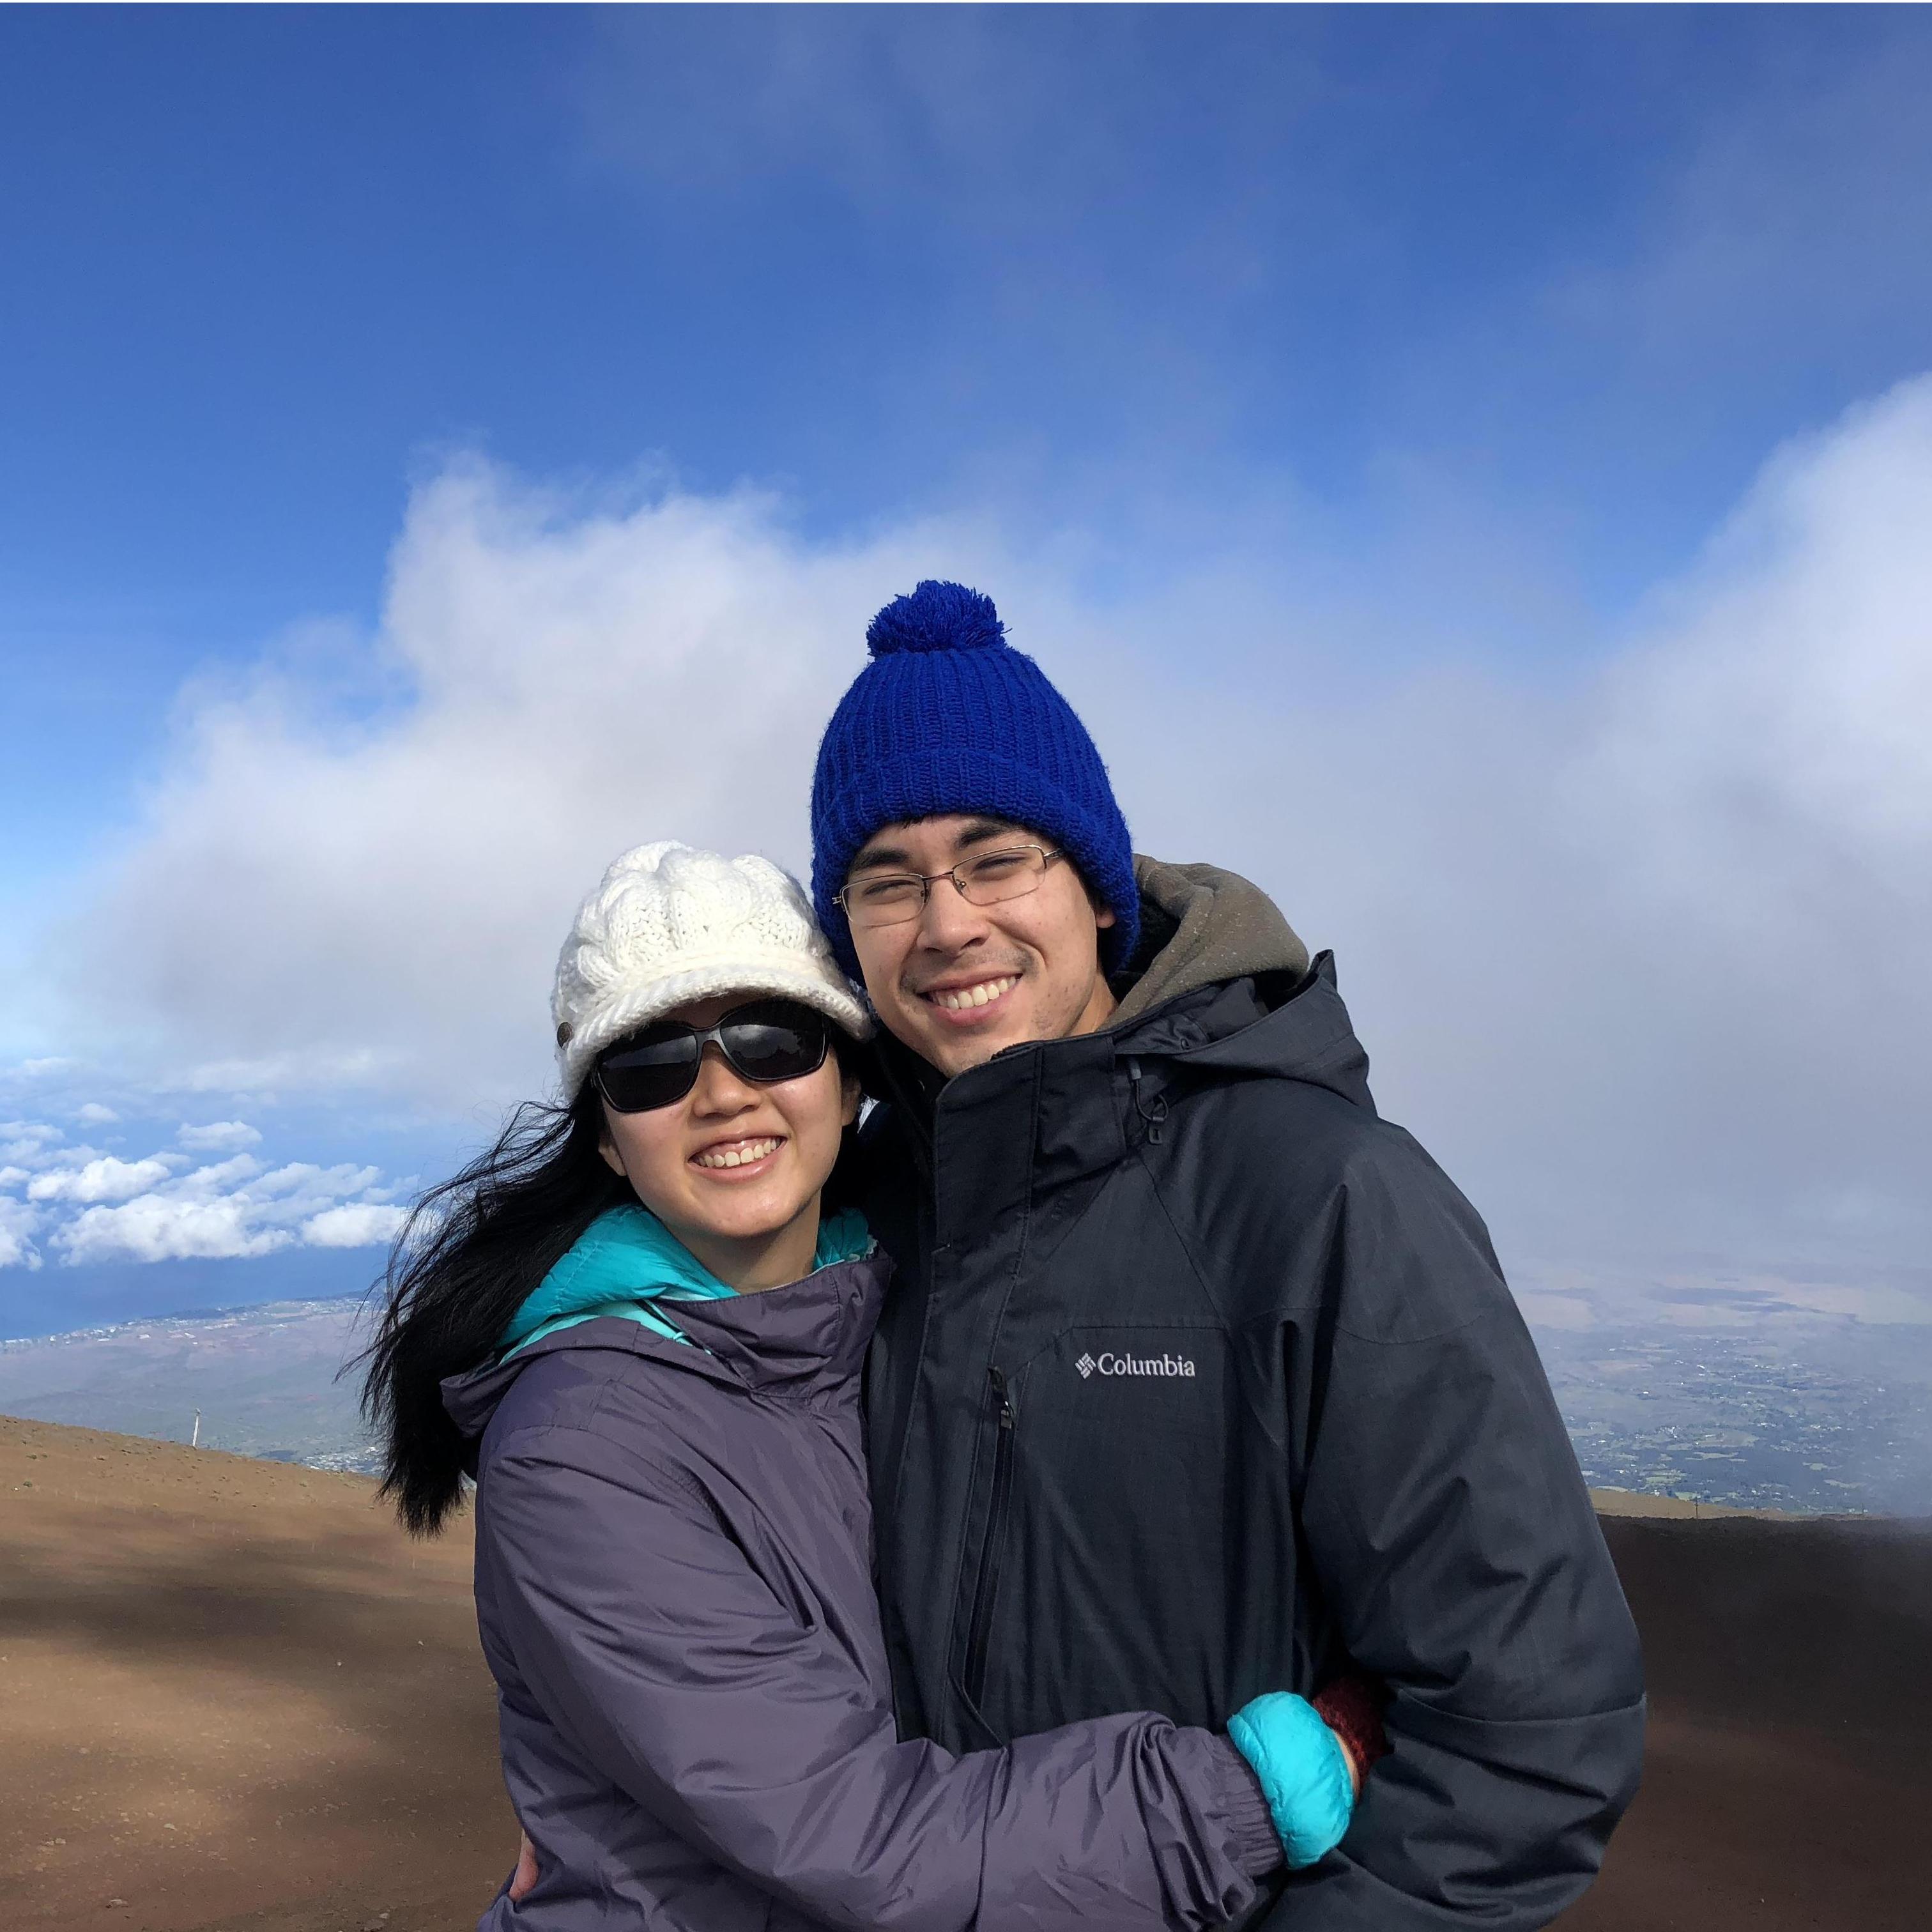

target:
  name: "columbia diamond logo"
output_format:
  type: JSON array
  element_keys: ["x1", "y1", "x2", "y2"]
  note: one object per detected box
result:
[{"x1": 1075, "y1": 1353, "x2": 1097, "y2": 1379}]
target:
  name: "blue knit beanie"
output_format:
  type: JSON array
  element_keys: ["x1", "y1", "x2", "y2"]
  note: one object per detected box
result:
[{"x1": 811, "y1": 581, "x2": 1140, "y2": 979}]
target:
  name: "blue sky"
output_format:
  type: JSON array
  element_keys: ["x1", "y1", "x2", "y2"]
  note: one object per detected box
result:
[{"x1": 4, "y1": 6, "x2": 1931, "y2": 1337}]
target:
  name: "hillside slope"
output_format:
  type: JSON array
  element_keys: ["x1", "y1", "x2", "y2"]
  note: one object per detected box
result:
[
  {"x1": 3, "y1": 1416, "x2": 1926, "y2": 1929},
  {"x1": 1, "y1": 1415, "x2": 507, "y2": 1930}
]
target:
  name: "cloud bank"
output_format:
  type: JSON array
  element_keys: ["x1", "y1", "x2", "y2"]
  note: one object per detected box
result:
[
  {"x1": 0, "y1": 1119, "x2": 405, "y2": 1270},
  {"x1": 39, "y1": 378, "x2": 1932, "y2": 1279}
]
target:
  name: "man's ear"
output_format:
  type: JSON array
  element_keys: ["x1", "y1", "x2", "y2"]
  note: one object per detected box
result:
[{"x1": 1095, "y1": 904, "x2": 1117, "y2": 930}]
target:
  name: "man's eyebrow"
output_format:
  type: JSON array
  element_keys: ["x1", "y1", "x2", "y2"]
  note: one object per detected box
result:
[
  {"x1": 953, "y1": 818, "x2": 1026, "y2": 852},
  {"x1": 848, "y1": 818, "x2": 1029, "y2": 875},
  {"x1": 848, "y1": 840, "x2": 913, "y2": 874}
]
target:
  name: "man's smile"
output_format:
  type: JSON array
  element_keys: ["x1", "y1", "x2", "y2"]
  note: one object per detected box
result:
[{"x1": 920, "y1": 974, "x2": 1020, "y2": 1016}]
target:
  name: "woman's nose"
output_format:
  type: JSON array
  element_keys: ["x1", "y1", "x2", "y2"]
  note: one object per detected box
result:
[{"x1": 689, "y1": 1043, "x2": 756, "y2": 1114}]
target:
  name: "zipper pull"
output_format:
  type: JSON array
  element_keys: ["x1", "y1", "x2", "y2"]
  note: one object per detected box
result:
[
  {"x1": 1124, "y1": 1057, "x2": 1168, "y2": 1145},
  {"x1": 990, "y1": 1365, "x2": 1015, "y2": 1427}
]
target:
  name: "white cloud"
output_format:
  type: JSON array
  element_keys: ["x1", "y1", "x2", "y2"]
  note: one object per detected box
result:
[
  {"x1": 0, "y1": 1197, "x2": 42, "y2": 1271},
  {"x1": 57, "y1": 1194, "x2": 291, "y2": 1266},
  {"x1": 37, "y1": 377, "x2": 1932, "y2": 1275},
  {"x1": 170, "y1": 1153, "x2": 264, "y2": 1195},
  {"x1": 59, "y1": 462, "x2": 962, "y2": 1106},
  {"x1": 176, "y1": 1119, "x2": 261, "y2": 1153},
  {"x1": 26, "y1": 1153, "x2": 187, "y2": 1205},
  {"x1": 1118, "y1": 377, "x2": 1932, "y2": 1265},
  {"x1": 302, "y1": 1202, "x2": 408, "y2": 1249},
  {"x1": 249, "y1": 1162, "x2": 383, "y2": 1218},
  {"x1": 73, "y1": 1103, "x2": 119, "y2": 1126},
  {"x1": 0, "y1": 1122, "x2": 64, "y2": 1166}
]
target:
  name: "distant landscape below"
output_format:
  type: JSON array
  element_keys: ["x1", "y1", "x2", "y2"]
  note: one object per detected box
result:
[
  {"x1": 0, "y1": 1298, "x2": 381, "y2": 1475},
  {"x1": 3, "y1": 1276, "x2": 1928, "y2": 1515},
  {"x1": 1534, "y1": 1316, "x2": 1932, "y2": 1517}
]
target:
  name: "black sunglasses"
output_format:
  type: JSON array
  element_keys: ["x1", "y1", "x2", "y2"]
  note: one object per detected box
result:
[{"x1": 594, "y1": 997, "x2": 832, "y2": 1114}]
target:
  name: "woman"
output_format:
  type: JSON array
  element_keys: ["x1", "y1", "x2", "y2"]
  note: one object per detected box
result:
[{"x1": 364, "y1": 841, "x2": 1372, "y2": 1931}]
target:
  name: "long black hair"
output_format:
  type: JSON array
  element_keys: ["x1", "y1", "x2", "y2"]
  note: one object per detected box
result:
[{"x1": 360, "y1": 1034, "x2": 870, "y2": 1538}]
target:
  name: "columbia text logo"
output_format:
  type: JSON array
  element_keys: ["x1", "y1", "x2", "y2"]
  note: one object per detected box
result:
[{"x1": 1078, "y1": 1351, "x2": 1197, "y2": 1379}]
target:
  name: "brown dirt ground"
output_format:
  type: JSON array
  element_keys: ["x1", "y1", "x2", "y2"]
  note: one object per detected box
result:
[
  {"x1": 1, "y1": 1416, "x2": 509, "y2": 1932},
  {"x1": 4, "y1": 1414, "x2": 1926, "y2": 1929},
  {"x1": 1567, "y1": 1510, "x2": 1932, "y2": 1932}
]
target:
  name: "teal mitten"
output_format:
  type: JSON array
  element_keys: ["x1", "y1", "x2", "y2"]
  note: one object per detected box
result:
[{"x1": 1226, "y1": 1691, "x2": 1356, "y2": 1868}]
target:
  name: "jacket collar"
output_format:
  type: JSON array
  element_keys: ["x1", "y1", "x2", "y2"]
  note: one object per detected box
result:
[
  {"x1": 656, "y1": 1254, "x2": 889, "y2": 1399},
  {"x1": 917, "y1": 1031, "x2": 1126, "y2": 1248},
  {"x1": 500, "y1": 1202, "x2": 874, "y2": 1356},
  {"x1": 441, "y1": 1242, "x2": 890, "y2": 1439}
]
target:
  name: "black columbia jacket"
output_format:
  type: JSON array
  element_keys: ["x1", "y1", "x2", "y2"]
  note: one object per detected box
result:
[{"x1": 862, "y1": 858, "x2": 1645, "y2": 1931}]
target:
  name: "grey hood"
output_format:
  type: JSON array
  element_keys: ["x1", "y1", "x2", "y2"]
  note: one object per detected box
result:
[{"x1": 1110, "y1": 857, "x2": 1311, "y2": 1031}]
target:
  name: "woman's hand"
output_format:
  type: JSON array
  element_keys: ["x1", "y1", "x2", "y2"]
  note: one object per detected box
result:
[
  {"x1": 1310, "y1": 1675, "x2": 1387, "y2": 1796},
  {"x1": 509, "y1": 1831, "x2": 539, "y2": 1903}
]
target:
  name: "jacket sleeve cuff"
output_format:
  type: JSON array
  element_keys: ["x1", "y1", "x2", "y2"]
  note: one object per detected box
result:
[{"x1": 1208, "y1": 1733, "x2": 1285, "y2": 1878}]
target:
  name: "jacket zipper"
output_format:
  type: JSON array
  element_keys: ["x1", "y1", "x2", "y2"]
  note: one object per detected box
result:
[{"x1": 962, "y1": 1366, "x2": 1016, "y2": 1708}]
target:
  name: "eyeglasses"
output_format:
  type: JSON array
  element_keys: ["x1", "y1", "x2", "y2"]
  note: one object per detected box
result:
[
  {"x1": 594, "y1": 998, "x2": 832, "y2": 1113},
  {"x1": 836, "y1": 843, "x2": 1066, "y2": 931}
]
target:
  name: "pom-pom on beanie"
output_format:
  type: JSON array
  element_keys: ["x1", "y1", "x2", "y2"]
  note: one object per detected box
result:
[
  {"x1": 553, "y1": 841, "x2": 870, "y2": 1101},
  {"x1": 810, "y1": 581, "x2": 1140, "y2": 978}
]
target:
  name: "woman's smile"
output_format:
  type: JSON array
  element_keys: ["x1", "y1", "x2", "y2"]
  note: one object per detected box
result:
[{"x1": 690, "y1": 1133, "x2": 786, "y2": 1175}]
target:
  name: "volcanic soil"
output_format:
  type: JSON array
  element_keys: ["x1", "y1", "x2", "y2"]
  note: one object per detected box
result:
[
  {"x1": 2, "y1": 1416, "x2": 507, "y2": 1931},
  {"x1": 3, "y1": 1414, "x2": 1926, "y2": 1929}
]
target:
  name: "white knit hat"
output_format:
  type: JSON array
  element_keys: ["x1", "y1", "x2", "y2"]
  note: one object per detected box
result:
[{"x1": 552, "y1": 842, "x2": 872, "y2": 1100}]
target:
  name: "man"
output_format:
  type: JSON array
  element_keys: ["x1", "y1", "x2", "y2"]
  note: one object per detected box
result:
[{"x1": 809, "y1": 579, "x2": 1644, "y2": 1928}]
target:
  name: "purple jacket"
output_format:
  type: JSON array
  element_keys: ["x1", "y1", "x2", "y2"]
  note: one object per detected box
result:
[{"x1": 443, "y1": 1250, "x2": 1280, "y2": 1931}]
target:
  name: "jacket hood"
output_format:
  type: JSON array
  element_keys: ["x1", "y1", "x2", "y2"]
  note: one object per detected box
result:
[
  {"x1": 1110, "y1": 857, "x2": 1310, "y2": 1029},
  {"x1": 1120, "y1": 952, "x2": 1372, "y2": 1110},
  {"x1": 1107, "y1": 856, "x2": 1370, "y2": 1107},
  {"x1": 440, "y1": 1208, "x2": 885, "y2": 1439}
]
